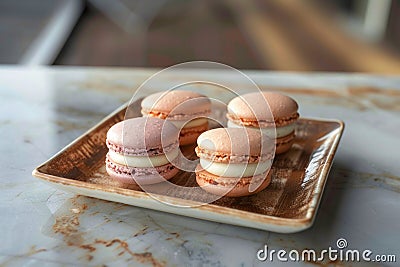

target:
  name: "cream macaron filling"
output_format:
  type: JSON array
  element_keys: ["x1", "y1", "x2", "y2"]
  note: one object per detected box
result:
[
  {"x1": 108, "y1": 147, "x2": 179, "y2": 168},
  {"x1": 199, "y1": 158, "x2": 272, "y2": 178},
  {"x1": 227, "y1": 120, "x2": 295, "y2": 138}
]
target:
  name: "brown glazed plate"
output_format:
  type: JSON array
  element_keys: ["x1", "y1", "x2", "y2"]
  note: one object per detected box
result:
[{"x1": 32, "y1": 101, "x2": 344, "y2": 233}]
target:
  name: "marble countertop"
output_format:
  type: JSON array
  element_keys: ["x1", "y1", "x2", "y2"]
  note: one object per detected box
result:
[{"x1": 1, "y1": 66, "x2": 399, "y2": 266}]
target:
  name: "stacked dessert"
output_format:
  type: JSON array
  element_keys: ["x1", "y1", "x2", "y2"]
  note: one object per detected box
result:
[
  {"x1": 194, "y1": 128, "x2": 273, "y2": 197},
  {"x1": 226, "y1": 92, "x2": 299, "y2": 154},
  {"x1": 141, "y1": 90, "x2": 211, "y2": 145},
  {"x1": 106, "y1": 117, "x2": 180, "y2": 185}
]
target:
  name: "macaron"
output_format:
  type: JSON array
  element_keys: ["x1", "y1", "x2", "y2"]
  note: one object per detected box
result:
[
  {"x1": 195, "y1": 128, "x2": 273, "y2": 197},
  {"x1": 141, "y1": 90, "x2": 211, "y2": 145},
  {"x1": 106, "y1": 117, "x2": 180, "y2": 185},
  {"x1": 226, "y1": 92, "x2": 299, "y2": 154}
]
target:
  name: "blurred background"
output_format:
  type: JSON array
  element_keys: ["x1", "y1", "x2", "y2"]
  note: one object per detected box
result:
[{"x1": 1, "y1": 0, "x2": 400, "y2": 73}]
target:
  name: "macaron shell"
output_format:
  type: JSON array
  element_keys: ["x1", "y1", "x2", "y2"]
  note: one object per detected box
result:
[
  {"x1": 195, "y1": 166, "x2": 272, "y2": 197},
  {"x1": 196, "y1": 127, "x2": 274, "y2": 162},
  {"x1": 179, "y1": 122, "x2": 208, "y2": 146},
  {"x1": 141, "y1": 90, "x2": 211, "y2": 119},
  {"x1": 106, "y1": 156, "x2": 179, "y2": 185},
  {"x1": 106, "y1": 117, "x2": 179, "y2": 156},
  {"x1": 227, "y1": 92, "x2": 299, "y2": 124},
  {"x1": 275, "y1": 132, "x2": 295, "y2": 154}
]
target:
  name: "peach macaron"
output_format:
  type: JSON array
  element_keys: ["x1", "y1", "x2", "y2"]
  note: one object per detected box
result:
[
  {"x1": 195, "y1": 128, "x2": 273, "y2": 197},
  {"x1": 141, "y1": 90, "x2": 211, "y2": 145},
  {"x1": 226, "y1": 92, "x2": 299, "y2": 154}
]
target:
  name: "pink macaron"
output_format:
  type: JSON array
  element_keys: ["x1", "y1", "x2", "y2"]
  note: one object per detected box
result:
[
  {"x1": 141, "y1": 90, "x2": 211, "y2": 145},
  {"x1": 227, "y1": 92, "x2": 299, "y2": 154},
  {"x1": 106, "y1": 117, "x2": 180, "y2": 185},
  {"x1": 195, "y1": 127, "x2": 274, "y2": 197}
]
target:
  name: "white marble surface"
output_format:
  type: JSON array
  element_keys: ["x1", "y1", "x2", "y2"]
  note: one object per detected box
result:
[{"x1": 1, "y1": 66, "x2": 399, "y2": 266}]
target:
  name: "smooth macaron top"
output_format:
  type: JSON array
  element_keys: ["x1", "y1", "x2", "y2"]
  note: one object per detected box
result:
[
  {"x1": 141, "y1": 90, "x2": 211, "y2": 120},
  {"x1": 106, "y1": 117, "x2": 179, "y2": 156},
  {"x1": 227, "y1": 92, "x2": 299, "y2": 127},
  {"x1": 195, "y1": 128, "x2": 274, "y2": 163}
]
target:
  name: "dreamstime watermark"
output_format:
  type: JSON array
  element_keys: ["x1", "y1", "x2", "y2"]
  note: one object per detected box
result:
[{"x1": 257, "y1": 238, "x2": 396, "y2": 263}]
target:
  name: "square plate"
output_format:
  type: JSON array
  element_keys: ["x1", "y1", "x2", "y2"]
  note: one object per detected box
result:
[{"x1": 33, "y1": 101, "x2": 344, "y2": 233}]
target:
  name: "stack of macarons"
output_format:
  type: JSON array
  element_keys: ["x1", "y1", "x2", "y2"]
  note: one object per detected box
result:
[
  {"x1": 195, "y1": 128, "x2": 273, "y2": 197},
  {"x1": 106, "y1": 117, "x2": 180, "y2": 186},
  {"x1": 226, "y1": 92, "x2": 299, "y2": 154},
  {"x1": 141, "y1": 90, "x2": 211, "y2": 145},
  {"x1": 105, "y1": 90, "x2": 299, "y2": 197}
]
